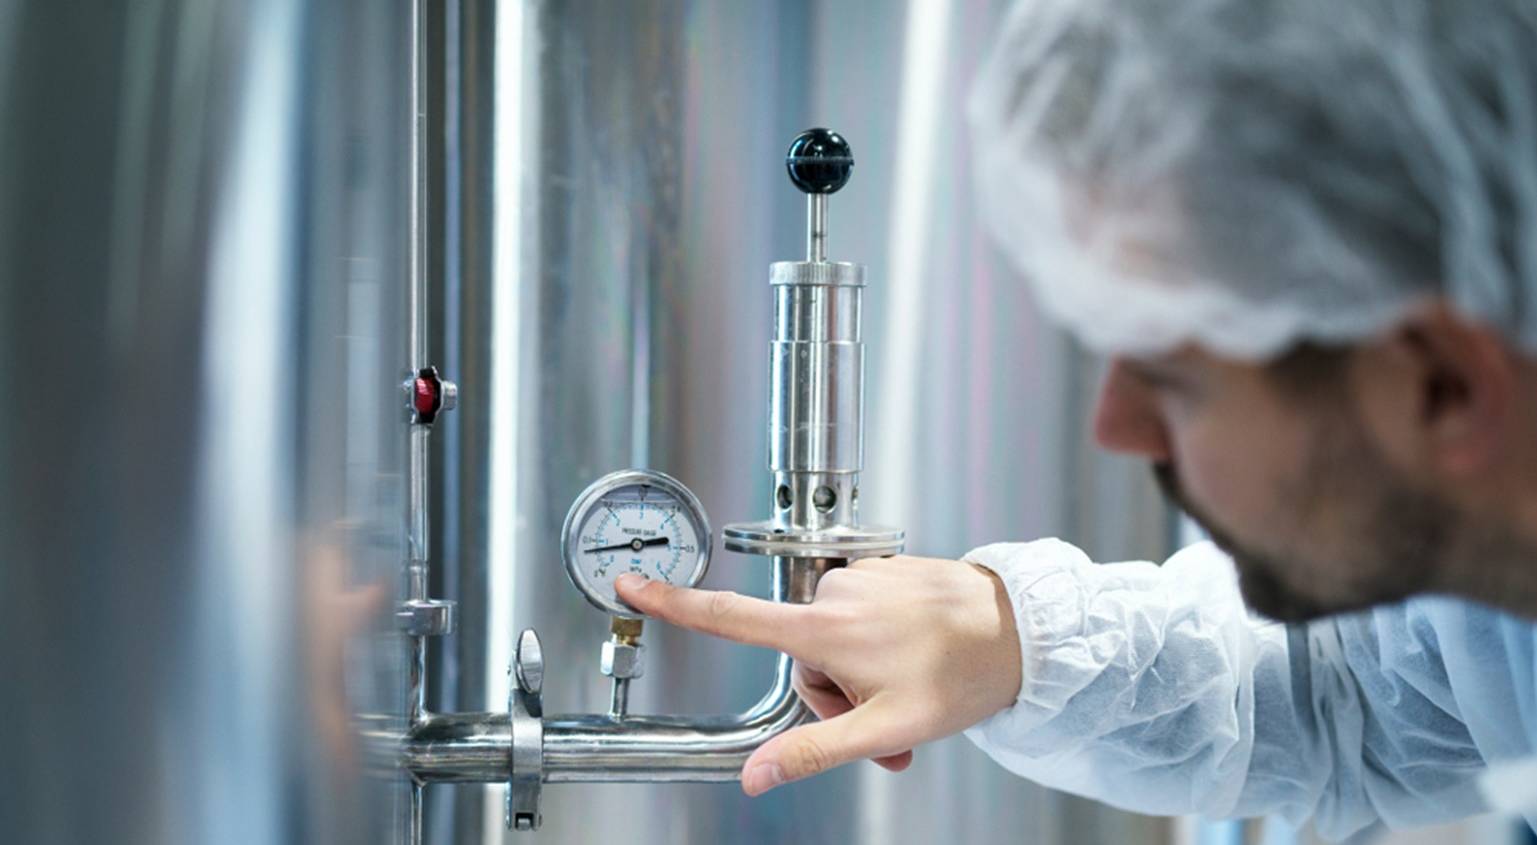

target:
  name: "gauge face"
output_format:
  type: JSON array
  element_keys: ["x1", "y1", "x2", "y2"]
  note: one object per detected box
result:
[{"x1": 560, "y1": 469, "x2": 712, "y2": 618}]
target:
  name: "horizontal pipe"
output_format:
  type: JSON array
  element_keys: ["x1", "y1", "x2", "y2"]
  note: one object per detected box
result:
[
  {"x1": 542, "y1": 651, "x2": 806, "y2": 783},
  {"x1": 395, "y1": 558, "x2": 831, "y2": 785},
  {"x1": 403, "y1": 712, "x2": 511, "y2": 784},
  {"x1": 398, "y1": 656, "x2": 805, "y2": 785},
  {"x1": 540, "y1": 557, "x2": 824, "y2": 781}
]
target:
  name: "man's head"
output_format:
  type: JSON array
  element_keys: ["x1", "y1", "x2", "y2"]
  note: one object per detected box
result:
[
  {"x1": 972, "y1": 0, "x2": 1537, "y2": 619},
  {"x1": 1097, "y1": 315, "x2": 1537, "y2": 621}
]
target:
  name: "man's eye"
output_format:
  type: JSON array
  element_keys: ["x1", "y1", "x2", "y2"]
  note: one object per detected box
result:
[
  {"x1": 1128, "y1": 365, "x2": 1180, "y2": 391},
  {"x1": 1130, "y1": 366, "x2": 1198, "y2": 401}
]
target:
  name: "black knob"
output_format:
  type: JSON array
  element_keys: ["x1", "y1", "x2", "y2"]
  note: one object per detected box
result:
[{"x1": 785, "y1": 128, "x2": 854, "y2": 194}]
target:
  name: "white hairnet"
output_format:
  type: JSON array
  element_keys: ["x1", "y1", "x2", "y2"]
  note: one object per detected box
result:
[{"x1": 970, "y1": 0, "x2": 1537, "y2": 360}]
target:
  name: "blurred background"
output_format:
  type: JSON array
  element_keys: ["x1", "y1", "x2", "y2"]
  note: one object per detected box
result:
[{"x1": 0, "y1": 1, "x2": 1523, "y2": 843}]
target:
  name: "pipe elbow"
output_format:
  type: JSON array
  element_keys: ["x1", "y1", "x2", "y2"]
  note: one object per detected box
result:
[{"x1": 541, "y1": 653, "x2": 808, "y2": 783}]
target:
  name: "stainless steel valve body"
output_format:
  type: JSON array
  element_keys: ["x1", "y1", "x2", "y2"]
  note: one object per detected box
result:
[{"x1": 724, "y1": 253, "x2": 903, "y2": 557}]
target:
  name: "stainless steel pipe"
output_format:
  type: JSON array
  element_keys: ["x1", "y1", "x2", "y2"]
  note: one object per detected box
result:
[
  {"x1": 541, "y1": 555, "x2": 823, "y2": 783},
  {"x1": 405, "y1": 0, "x2": 431, "y2": 605},
  {"x1": 401, "y1": 664, "x2": 802, "y2": 785},
  {"x1": 400, "y1": 556, "x2": 827, "y2": 787},
  {"x1": 405, "y1": 713, "x2": 514, "y2": 785},
  {"x1": 405, "y1": 0, "x2": 429, "y2": 832},
  {"x1": 542, "y1": 650, "x2": 805, "y2": 783},
  {"x1": 405, "y1": 0, "x2": 431, "y2": 720}
]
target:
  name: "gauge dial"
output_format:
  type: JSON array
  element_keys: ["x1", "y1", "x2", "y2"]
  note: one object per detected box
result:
[{"x1": 560, "y1": 469, "x2": 712, "y2": 618}]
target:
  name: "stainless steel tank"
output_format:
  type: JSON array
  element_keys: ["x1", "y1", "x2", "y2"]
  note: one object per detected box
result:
[{"x1": 0, "y1": 2, "x2": 413, "y2": 843}]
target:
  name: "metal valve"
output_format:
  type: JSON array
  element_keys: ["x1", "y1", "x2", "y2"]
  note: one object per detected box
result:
[
  {"x1": 404, "y1": 365, "x2": 458, "y2": 426},
  {"x1": 723, "y1": 128, "x2": 905, "y2": 561},
  {"x1": 398, "y1": 363, "x2": 459, "y2": 637}
]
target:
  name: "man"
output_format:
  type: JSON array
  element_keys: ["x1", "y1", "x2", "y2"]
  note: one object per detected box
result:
[{"x1": 617, "y1": 0, "x2": 1537, "y2": 838}]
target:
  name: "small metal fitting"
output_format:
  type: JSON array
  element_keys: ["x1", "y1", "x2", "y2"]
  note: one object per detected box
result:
[
  {"x1": 396, "y1": 598, "x2": 457, "y2": 637},
  {"x1": 610, "y1": 615, "x2": 643, "y2": 643},
  {"x1": 509, "y1": 628, "x2": 544, "y2": 831},
  {"x1": 600, "y1": 639, "x2": 645, "y2": 680}
]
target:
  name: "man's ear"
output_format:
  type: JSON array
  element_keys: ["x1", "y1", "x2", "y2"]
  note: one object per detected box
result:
[{"x1": 1379, "y1": 307, "x2": 1515, "y2": 476}]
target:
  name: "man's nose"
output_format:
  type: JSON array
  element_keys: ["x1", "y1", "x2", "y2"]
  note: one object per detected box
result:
[{"x1": 1092, "y1": 360, "x2": 1173, "y2": 462}]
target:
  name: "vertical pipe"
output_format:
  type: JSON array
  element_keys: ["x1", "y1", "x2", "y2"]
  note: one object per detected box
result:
[
  {"x1": 410, "y1": 784, "x2": 425, "y2": 844},
  {"x1": 407, "y1": 0, "x2": 432, "y2": 841},
  {"x1": 409, "y1": 429, "x2": 431, "y2": 603},
  {"x1": 409, "y1": 0, "x2": 429, "y2": 379},
  {"x1": 406, "y1": 0, "x2": 432, "y2": 618},
  {"x1": 609, "y1": 678, "x2": 632, "y2": 719}
]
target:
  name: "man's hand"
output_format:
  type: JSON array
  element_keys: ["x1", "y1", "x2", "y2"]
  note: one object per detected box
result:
[{"x1": 613, "y1": 556, "x2": 1022, "y2": 796}]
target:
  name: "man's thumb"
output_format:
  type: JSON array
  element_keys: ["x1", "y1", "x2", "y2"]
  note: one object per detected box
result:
[{"x1": 740, "y1": 699, "x2": 913, "y2": 796}]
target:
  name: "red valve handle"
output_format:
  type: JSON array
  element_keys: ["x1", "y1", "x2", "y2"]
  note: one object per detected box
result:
[{"x1": 414, "y1": 375, "x2": 438, "y2": 417}]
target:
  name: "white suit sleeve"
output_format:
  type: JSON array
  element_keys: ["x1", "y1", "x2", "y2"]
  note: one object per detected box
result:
[{"x1": 961, "y1": 539, "x2": 1489, "y2": 840}]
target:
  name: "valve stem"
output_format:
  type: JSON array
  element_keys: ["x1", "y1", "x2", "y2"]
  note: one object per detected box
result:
[{"x1": 808, "y1": 194, "x2": 828, "y2": 262}]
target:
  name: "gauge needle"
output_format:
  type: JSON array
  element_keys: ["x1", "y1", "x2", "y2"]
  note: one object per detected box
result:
[{"x1": 584, "y1": 536, "x2": 670, "y2": 554}]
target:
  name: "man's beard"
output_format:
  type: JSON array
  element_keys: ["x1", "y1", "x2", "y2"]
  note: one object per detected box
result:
[{"x1": 1151, "y1": 441, "x2": 1448, "y2": 623}]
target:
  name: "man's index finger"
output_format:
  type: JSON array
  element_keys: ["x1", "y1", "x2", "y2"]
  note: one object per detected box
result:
[{"x1": 615, "y1": 575, "x2": 813, "y2": 656}]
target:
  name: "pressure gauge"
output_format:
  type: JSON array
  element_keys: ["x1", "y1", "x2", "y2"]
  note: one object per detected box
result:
[{"x1": 560, "y1": 469, "x2": 712, "y2": 619}]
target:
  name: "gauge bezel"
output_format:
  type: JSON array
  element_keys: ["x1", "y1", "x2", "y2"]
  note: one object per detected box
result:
[{"x1": 560, "y1": 468, "x2": 713, "y2": 619}]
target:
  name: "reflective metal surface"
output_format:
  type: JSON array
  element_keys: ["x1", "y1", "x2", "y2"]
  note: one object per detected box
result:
[
  {"x1": 541, "y1": 653, "x2": 804, "y2": 783},
  {"x1": 407, "y1": 713, "x2": 516, "y2": 785},
  {"x1": 396, "y1": 558, "x2": 820, "y2": 798},
  {"x1": 0, "y1": 2, "x2": 413, "y2": 843},
  {"x1": 0, "y1": 1, "x2": 1178, "y2": 843},
  {"x1": 0, "y1": 4, "x2": 1519, "y2": 844},
  {"x1": 402, "y1": 3, "x2": 464, "y2": 840},
  {"x1": 724, "y1": 156, "x2": 904, "y2": 561},
  {"x1": 537, "y1": 555, "x2": 819, "y2": 785},
  {"x1": 768, "y1": 270, "x2": 864, "y2": 524},
  {"x1": 430, "y1": 1, "x2": 1175, "y2": 842},
  {"x1": 509, "y1": 628, "x2": 546, "y2": 832}
]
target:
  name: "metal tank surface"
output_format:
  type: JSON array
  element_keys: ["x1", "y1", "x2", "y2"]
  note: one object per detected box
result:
[
  {"x1": 0, "y1": 1, "x2": 1178, "y2": 844},
  {"x1": 426, "y1": 1, "x2": 1175, "y2": 843},
  {"x1": 0, "y1": 2, "x2": 413, "y2": 844}
]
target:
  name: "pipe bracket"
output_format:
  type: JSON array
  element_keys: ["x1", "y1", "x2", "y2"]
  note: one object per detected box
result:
[
  {"x1": 508, "y1": 628, "x2": 545, "y2": 831},
  {"x1": 397, "y1": 598, "x2": 457, "y2": 637}
]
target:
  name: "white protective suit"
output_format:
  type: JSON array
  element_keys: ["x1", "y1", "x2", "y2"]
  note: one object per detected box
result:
[
  {"x1": 962, "y1": 0, "x2": 1537, "y2": 836},
  {"x1": 962, "y1": 540, "x2": 1531, "y2": 841}
]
